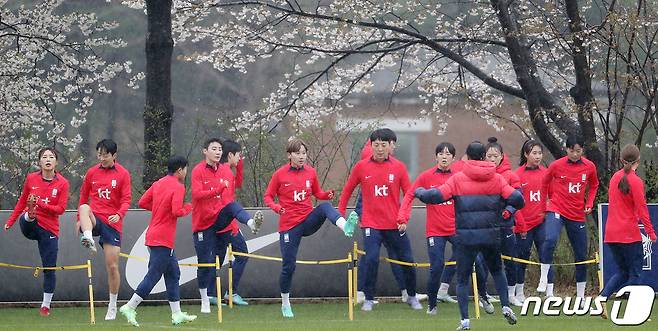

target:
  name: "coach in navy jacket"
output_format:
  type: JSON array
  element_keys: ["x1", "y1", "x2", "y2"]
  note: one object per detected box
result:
[{"x1": 414, "y1": 141, "x2": 524, "y2": 330}]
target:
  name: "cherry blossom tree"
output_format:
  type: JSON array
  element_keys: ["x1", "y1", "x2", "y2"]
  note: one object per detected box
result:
[
  {"x1": 1, "y1": 0, "x2": 129, "y2": 196},
  {"x1": 157, "y1": 0, "x2": 656, "y2": 177}
]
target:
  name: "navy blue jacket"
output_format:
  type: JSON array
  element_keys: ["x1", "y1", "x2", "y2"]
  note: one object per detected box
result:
[{"x1": 415, "y1": 160, "x2": 525, "y2": 245}]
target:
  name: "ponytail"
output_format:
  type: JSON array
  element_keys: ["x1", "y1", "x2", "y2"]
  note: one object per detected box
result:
[{"x1": 618, "y1": 144, "x2": 640, "y2": 195}]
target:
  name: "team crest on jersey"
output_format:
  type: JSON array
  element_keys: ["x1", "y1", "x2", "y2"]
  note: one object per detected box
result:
[
  {"x1": 581, "y1": 174, "x2": 586, "y2": 182},
  {"x1": 111, "y1": 179, "x2": 117, "y2": 188},
  {"x1": 306, "y1": 180, "x2": 311, "y2": 188},
  {"x1": 51, "y1": 189, "x2": 58, "y2": 197},
  {"x1": 388, "y1": 174, "x2": 394, "y2": 183}
]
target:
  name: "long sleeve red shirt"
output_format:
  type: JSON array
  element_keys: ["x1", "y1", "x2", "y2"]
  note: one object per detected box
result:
[
  {"x1": 79, "y1": 163, "x2": 132, "y2": 233},
  {"x1": 338, "y1": 158, "x2": 411, "y2": 230},
  {"x1": 514, "y1": 165, "x2": 548, "y2": 232},
  {"x1": 543, "y1": 156, "x2": 599, "y2": 222},
  {"x1": 5, "y1": 172, "x2": 69, "y2": 237},
  {"x1": 190, "y1": 161, "x2": 228, "y2": 232},
  {"x1": 397, "y1": 166, "x2": 456, "y2": 237},
  {"x1": 264, "y1": 164, "x2": 332, "y2": 232},
  {"x1": 605, "y1": 169, "x2": 657, "y2": 243},
  {"x1": 215, "y1": 162, "x2": 243, "y2": 235},
  {"x1": 139, "y1": 175, "x2": 192, "y2": 249}
]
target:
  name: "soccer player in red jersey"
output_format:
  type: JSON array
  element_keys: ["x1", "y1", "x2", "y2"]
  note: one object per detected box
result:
[
  {"x1": 484, "y1": 137, "x2": 525, "y2": 307},
  {"x1": 398, "y1": 142, "x2": 457, "y2": 315},
  {"x1": 264, "y1": 138, "x2": 356, "y2": 318},
  {"x1": 338, "y1": 129, "x2": 421, "y2": 312},
  {"x1": 77, "y1": 139, "x2": 132, "y2": 320},
  {"x1": 4, "y1": 148, "x2": 69, "y2": 317},
  {"x1": 191, "y1": 138, "x2": 263, "y2": 314},
  {"x1": 206, "y1": 139, "x2": 254, "y2": 306},
  {"x1": 119, "y1": 156, "x2": 197, "y2": 327},
  {"x1": 537, "y1": 135, "x2": 599, "y2": 301},
  {"x1": 513, "y1": 140, "x2": 551, "y2": 301},
  {"x1": 600, "y1": 145, "x2": 656, "y2": 297}
]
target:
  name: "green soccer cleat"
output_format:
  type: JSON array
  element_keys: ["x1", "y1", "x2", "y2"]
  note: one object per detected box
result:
[
  {"x1": 281, "y1": 305, "x2": 294, "y2": 318},
  {"x1": 119, "y1": 304, "x2": 139, "y2": 327},
  {"x1": 252, "y1": 211, "x2": 264, "y2": 234},
  {"x1": 172, "y1": 311, "x2": 197, "y2": 325},
  {"x1": 224, "y1": 292, "x2": 249, "y2": 306},
  {"x1": 344, "y1": 211, "x2": 359, "y2": 237}
]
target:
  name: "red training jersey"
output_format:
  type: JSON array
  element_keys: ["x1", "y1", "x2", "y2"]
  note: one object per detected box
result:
[
  {"x1": 543, "y1": 156, "x2": 599, "y2": 222},
  {"x1": 605, "y1": 169, "x2": 657, "y2": 243},
  {"x1": 338, "y1": 158, "x2": 411, "y2": 230},
  {"x1": 514, "y1": 165, "x2": 548, "y2": 232},
  {"x1": 191, "y1": 161, "x2": 228, "y2": 233},
  {"x1": 215, "y1": 160, "x2": 244, "y2": 235},
  {"x1": 79, "y1": 162, "x2": 132, "y2": 233},
  {"x1": 5, "y1": 172, "x2": 69, "y2": 237},
  {"x1": 496, "y1": 155, "x2": 526, "y2": 232},
  {"x1": 139, "y1": 175, "x2": 192, "y2": 249},
  {"x1": 398, "y1": 166, "x2": 456, "y2": 237},
  {"x1": 264, "y1": 164, "x2": 333, "y2": 232}
]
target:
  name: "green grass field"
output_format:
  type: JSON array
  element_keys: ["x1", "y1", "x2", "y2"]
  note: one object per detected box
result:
[{"x1": 0, "y1": 300, "x2": 656, "y2": 330}]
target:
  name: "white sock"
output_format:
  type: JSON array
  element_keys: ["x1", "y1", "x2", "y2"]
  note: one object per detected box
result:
[
  {"x1": 508, "y1": 286, "x2": 515, "y2": 299},
  {"x1": 247, "y1": 219, "x2": 255, "y2": 230},
  {"x1": 200, "y1": 288, "x2": 209, "y2": 303},
  {"x1": 24, "y1": 212, "x2": 35, "y2": 222},
  {"x1": 539, "y1": 263, "x2": 550, "y2": 283},
  {"x1": 438, "y1": 283, "x2": 450, "y2": 296},
  {"x1": 169, "y1": 301, "x2": 181, "y2": 314},
  {"x1": 576, "y1": 282, "x2": 586, "y2": 298},
  {"x1": 336, "y1": 217, "x2": 347, "y2": 231},
  {"x1": 109, "y1": 293, "x2": 118, "y2": 308},
  {"x1": 42, "y1": 292, "x2": 53, "y2": 308},
  {"x1": 401, "y1": 289, "x2": 408, "y2": 297},
  {"x1": 515, "y1": 283, "x2": 524, "y2": 296},
  {"x1": 546, "y1": 283, "x2": 554, "y2": 297},
  {"x1": 462, "y1": 319, "x2": 470, "y2": 325},
  {"x1": 127, "y1": 293, "x2": 142, "y2": 309},
  {"x1": 281, "y1": 293, "x2": 290, "y2": 307},
  {"x1": 83, "y1": 230, "x2": 93, "y2": 239}
]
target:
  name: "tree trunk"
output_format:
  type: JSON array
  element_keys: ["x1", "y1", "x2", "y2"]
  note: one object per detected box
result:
[{"x1": 143, "y1": 0, "x2": 174, "y2": 189}]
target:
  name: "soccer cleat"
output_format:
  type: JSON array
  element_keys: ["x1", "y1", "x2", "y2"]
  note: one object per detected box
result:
[
  {"x1": 344, "y1": 211, "x2": 359, "y2": 237},
  {"x1": 509, "y1": 296, "x2": 524, "y2": 307},
  {"x1": 479, "y1": 296, "x2": 495, "y2": 314},
  {"x1": 172, "y1": 311, "x2": 197, "y2": 325},
  {"x1": 224, "y1": 292, "x2": 249, "y2": 306},
  {"x1": 437, "y1": 293, "x2": 458, "y2": 303},
  {"x1": 515, "y1": 293, "x2": 526, "y2": 304},
  {"x1": 281, "y1": 305, "x2": 294, "y2": 318},
  {"x1": 105, "y1": 306, "x2": 117, "y2": 320},
  {"x1": 486, "y1": 294, "x2": 500, "y2": 303},
  {"x1": 502, "y1": 306, "x2": 518, "y2": 325},
  {"x1": 416, "y1": 293, "x2": 429, "y2": 302},
  {"x1": 427, "y1": 307, "x2": 437, "y2": 315},
  {"x1": 208, "y1": 296, "x2": 218, "y2": 306},
  {"x1": 80, "y1": 235, "x2": 97, "y2": 253},
  {"x1": 251, "y1": 211, "x2": 264, "y2": 234},
  {"x1": 361, "y1": 300, "x2": 375, "y2": 312},
  {"x1": 39, "y1": 307, "x2": 50, "y2": 317},
  {"x1": 119, "y1": 304, "x2": 139, "y2": 327},
  {"x1": 407, "y1": 296, "x2": 423, "y2": 310},
  {"x1": 456, "y1": 320, "x2": 471, "y2": 330}
]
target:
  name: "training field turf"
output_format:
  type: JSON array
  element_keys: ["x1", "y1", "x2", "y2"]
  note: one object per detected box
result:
[{"x1": 0, "y1": 300, "x2": 656, "y2": 330}]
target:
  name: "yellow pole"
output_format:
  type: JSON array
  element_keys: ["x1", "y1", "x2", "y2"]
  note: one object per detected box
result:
[
  {"x1": 352, "y1": 241, "x2": 358, "y2": 305},
  {"x1": 87, "y1": 260, "x2": 95, "y2": 325},
  {"x1": 228, "y1": 243, "x2": 233, "y2": 309},
  {"x1": 472, "y1": 265, "x2": 480, "y2": 320},
  {"x1": 216, "y1": 255, "x2": 222, "y2": 323},
  {"x1": 348, "y1": 253, "x2": 354, "y2": 321}
]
